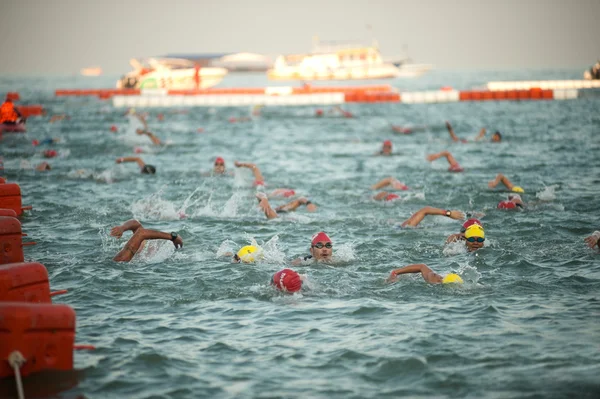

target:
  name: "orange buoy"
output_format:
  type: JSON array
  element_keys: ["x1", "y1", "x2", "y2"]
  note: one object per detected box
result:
[
  {"x1": 0, "y1": 183, "x2": 33, "y2": 216},
  {"x1": 0, "y1": 216, "x2": 25, "y2": 264},
  {"x1": 6, "y1": 92, "x2": 20, "y2": 101},
  {"x1": 0, "y1": 209, "x2": 17, "y2": 217},
  {"x1": 0, "y1": 303, "x2": 76, "y2": 378},
  {"x1": 0, "y1": 262, "x2": 55, "y2": 303},
  {"x1": 15, "y1": 105, "x2": 44, "y2": 118}
]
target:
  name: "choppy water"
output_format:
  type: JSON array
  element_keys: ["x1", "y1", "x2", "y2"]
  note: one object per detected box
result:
[{"x1": 1, "y1": 70, "x2": 599, "y2": 399}]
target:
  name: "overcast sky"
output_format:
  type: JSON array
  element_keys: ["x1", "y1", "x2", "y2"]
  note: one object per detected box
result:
[{"x1": 0, "y1": 0, "x2": 598, "y2": 75}]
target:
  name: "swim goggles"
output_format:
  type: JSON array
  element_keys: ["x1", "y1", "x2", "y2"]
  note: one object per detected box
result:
[
  {"x1": 466, "y1": 237, "x2": 485, "y2": 243},
  {"x1": 312, "y1": 242, "x2": 332, "y2": 249}
]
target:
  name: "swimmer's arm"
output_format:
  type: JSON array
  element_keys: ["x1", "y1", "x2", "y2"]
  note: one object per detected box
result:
[
  {"x1": 488, "y1": 173, "x2": 513, "y2": 190},
  {"x1": 275, "y1": 199, "x2": 304, "y2": 212},
  {"x1": 371, "y1": 176, "x2": 394, "y2": 190},
  {"x1": 474, "y1": 128, "x2": 487, "y2": 141},
  {"x1": 234, "y1": 161, "x2": 265, "y2": 182},
  {"x1": 145, "y1": 131, "x2": 162, "y2": 145},
  {"x1": 387, "y1": 264, "x2": 443, "y2": 284},
  {"x1": 401, "y1": 206, "x2": 464, "y2": 227},
  {"x1": 256, "y1": 194, "x2": 278, "y2": 219},
  {"x1": 584, "y1": 231, "x2": 600, "y2": 249},
  {"x1": 373, "y1": 192, "x2": 389, "y2": 201},
  {"x1": 110, "y1": 219, "x2": 143, "y2": 238},
  {"x1": 446, "y1": 233, "x2": 464, "y2": 244},
  {"x1": 116, "y1": 157, "x2": 145, "y2": 168},
  {"x1": 445, "y1": 121, "x2": 460, "y2": 142},
  {"x1": 291, "y1": 257, "x2": 302, "y2": 266}
]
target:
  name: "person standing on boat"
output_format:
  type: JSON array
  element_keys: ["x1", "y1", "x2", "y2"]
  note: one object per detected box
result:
[{"x1": 0, "y1": 96, "x2": 24, "y2": 125}]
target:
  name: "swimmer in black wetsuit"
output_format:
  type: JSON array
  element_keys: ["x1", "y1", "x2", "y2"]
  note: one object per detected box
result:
[{"x1": 116, "y1": 156, "x2": 156, "y2": 174}]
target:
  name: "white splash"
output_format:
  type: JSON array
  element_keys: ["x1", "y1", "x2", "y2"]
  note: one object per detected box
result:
[
  {"x1": 442, "y1": 240, "x2": 468, "y2": 256},
  {"x1": 536, "y1": 184, "x2": 559, "y2": 201}
]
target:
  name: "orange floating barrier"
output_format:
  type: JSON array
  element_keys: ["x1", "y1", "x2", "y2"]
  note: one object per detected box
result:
[
  {"x1": 0, "y1": 262, "x2": 63, "y2": 303},
  {"x1": 0, "y1": 209, "x2": 17, "y2": 217},
  {"x1": 542, "y1": 89, "x2": 553, "y2": 99},
  {"x1": 530, "y1": 87, "x2": 542, "y2": 99},
  {"x1": 459, "y1": 91, "x2": 472, "y2": 101},
  {"x1": 6, "y1": 92, "x2": 20, "y2": 101},
  {"x1": 0, "y1": 184, "x2": 31, "y2": 216},
  {"x1": 0, "y1": 303, "x2": 76, "y2": 378},
  {"x1": 517, "y1": 90, "x2": 530, "y2": 100},
  {"x1": 471, "y1": 91, "x2": 483, "y2": 101},
  {"x1": 0, "y1": 177, "x2": 5, "y2": 184},
  {"x1": 16, "y1": 105, "x2": 44, "y2": 118},
  {"x1": 0, "y1": 216, "x2": 26, "y2": 264},
  {"x1": 506, "y1": 90, "x2": 518, "y2": 100},
  {"x1": 482, "y1": 91, "x2": 494, "y2": 101},
  {"x1": 493, "y1": 91, "x2": 507, "y2": 100}
]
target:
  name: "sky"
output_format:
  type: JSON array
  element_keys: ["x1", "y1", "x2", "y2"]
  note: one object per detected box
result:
[{"x1": 0, "y1": 0, "x2": 598, "y2": 75}]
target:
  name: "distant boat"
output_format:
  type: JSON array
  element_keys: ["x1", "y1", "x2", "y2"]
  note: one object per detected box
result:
[
  {"x1": 116, "y1": 58, "x2": 228, "y2": 90},
  {"x1": 267, "y1": 38, "x2": 431, "y2": 81},
  {"x1": 80, "y1": 67, "x2": 103, "y2": 76}
]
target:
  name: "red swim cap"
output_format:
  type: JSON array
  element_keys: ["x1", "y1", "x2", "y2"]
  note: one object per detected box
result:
[
  {"x1": 43, "y1": 149, "x2": 57, "y2": 158},
  {"x1": 311, "y1": 231, "x2": 331, "y2": 246},
  {"x1": 215, "y1": 157, "x2": 225, "y2": 165},
  {"x1": 110, "y1": 125, "x2": 118, "y2": 132},
  {"x1": 383, "y1": 140, "x2": 392, "y2": 146},
  {"x1": 272, "y1": 269, "x2": 302, "y2": 293},
  {"x1": 282, "y1": 189, "x2": 295, "y2": 198},
  {"x1": 315, "y1": 109, "x2": 324, "y2": 116},
  {"x1": 32, "y1": 139, "x2": 39, "y2": 146},
  {"x1": 498, "y1": 201, "x2": 517, "y2": 209},
  {"x1": 384, "y1": 193, "x2": 400, "y2": 201},
  {"x1": 461, "y1": 218, "x2": 482, "y2": 232}
]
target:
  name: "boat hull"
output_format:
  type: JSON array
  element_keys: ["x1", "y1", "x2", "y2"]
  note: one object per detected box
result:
[{"x1": 117, "y1": 67, "x2": 228, "y2": 90}]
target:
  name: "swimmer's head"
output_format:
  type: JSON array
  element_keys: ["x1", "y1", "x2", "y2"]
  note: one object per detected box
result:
[
  {"x1": 382, "y1": 140, "x2": 393, "y2": 154},
  {"x1": 464, "y1": 225, "x2": 485, "y2": 251},
  {"x1": 384, "y1": 193, "x2": 400, "y2": 202},
  {"x1": 511, "y1": 186, "x2": 524, "y2": 193},
  {"x1": 310, "y1": 232, "x2": 332, "y2": 260},
  {"x1": 442, "y1": 273, "x2": 464, "y2": 284},
  {"x1": 128, "y1": 108, "x2": 136, "y2": 115},
  {"x1": 315, "y1": 109, "x2": 324, "y2": 117},
  {"x1": 272, "y1": 268, "x2": 302, "y2": 293},
  {"x1": 141, "y1": 164, "x2": 156, "y2": 174},
  {"x1": 214, "y1": 157, "x2": 225, "y2": 173},
  {"x1": 461, "y1": 218, "x2": 482, "y2": 233},
  {"x1": 234, "y1": 245, "x2": 259, "y2": 263},
  {"x1": 492, "y1": 131, "x2": 502, "y2": 142}
]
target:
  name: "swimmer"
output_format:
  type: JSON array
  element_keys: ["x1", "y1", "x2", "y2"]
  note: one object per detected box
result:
[
  {"x1": 135, "y1": 128, "x2": 163, "y2": 145},
  {"x1": 231, "y1": 245, "x2": 261, "y2": 263},
  {"x1": 584, "y1": 231, "x2": 600, "y2": 249},
  {"x1": 446, "y1": 218, "x2": 483, "y2": 243},
  {"x1": 401, "y1": 206, "x2": 465, "y2": 228},
  {"x1": 332, "y1": 105, "x2": 354, "y2": 118},
  {"x1": 234, "y1": 161, "x2": 266, "y2": 186},
  {"x1": 426, "y1": 150, "x2": 463, "y2": 172},
  {"x1": 391, "y1": 125, "x2": 412, "y2": 134},
  {"x1": 110, "y1": 219, "x2": 182, "y2": 262},
  {"x1": 488, "y1": 173, "x2": 525, "y2": 193},
  {"x1": 0, "y1": 96, "x2": 24, "y2": 124},
  {"x1": 291, "y1": 231, "x2": 333, "y2": 265},
  {"x1": 255, "y1": 192, "x2": 317, "y2": 220},
  {"x1": 386, "y1": 264, "x2": 463, "y2": 284},
  {"x1": 49, "y1": 114, "x2": 70, "y2": 123},
  {"x1": 497, "y1": 193, "x2": 524, "y2": 210},
  {"x1": 372, "y1": 176, "x2": 409, "y2": 202},
  {"x1": 116, "y1": 156, "x2": 156, "y2": 174},
  {"x1": 461, "y1": 224, "x2": 485, "y2": 252},
  {"x1": 446, "y1": 121, "x2": 502, "y2": 143},
  {"x1": 271, "y1": 268, "x2": 303, "y2": 293},
  {"x1": 377, "y1": 140, "x2": 393, "y2": 156},
  {"x1": 269, "y1": 188, "x2": 296, "y2": 198},
  {"x1": 35, "y1": 161, "x2": 51, "y2": 171},
  {"x1": 213, "y1": 157, "x2": 226, "y2": 175}
]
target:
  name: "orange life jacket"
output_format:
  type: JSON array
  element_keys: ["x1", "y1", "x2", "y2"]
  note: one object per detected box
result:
[{"x1": 0, "y1": 101, "x2": 19, "y2": 123}]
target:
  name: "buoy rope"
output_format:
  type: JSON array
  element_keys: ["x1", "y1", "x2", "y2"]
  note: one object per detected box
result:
[{"x1": 8, "y1": 351, "x2": 26, "y2": 399}]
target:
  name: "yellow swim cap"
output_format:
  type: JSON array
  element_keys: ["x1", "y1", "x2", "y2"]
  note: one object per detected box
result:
[
  {"x1": 237, "y1": 245, "x2": 258, "y2": 263},
  {"x1": 128, "y1": 108, "x2": 136, "y2": 115},
  {"x1": 465, "y1": 224, "x2": 485, "y2": 239},
  {"x1": 442, "y1": 273, "x2": 464, "y2": 284},
  {"x1": 512, "y1": 186, "x2": 524, "y2": 193}
]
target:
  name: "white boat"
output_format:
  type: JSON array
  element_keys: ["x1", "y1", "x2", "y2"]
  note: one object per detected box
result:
[
  {"x1": 268, "y1": 39, "x2": 431, "y2": 81},
  {"x1": 117, "y1": 58, "x2": 228, "y2": 89}
]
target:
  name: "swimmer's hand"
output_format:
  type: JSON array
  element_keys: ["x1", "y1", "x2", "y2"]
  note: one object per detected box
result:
[
  {"x1": 584, "y1": 231, "x2": 600, "y2": 249},
  {"x1": 386, "y1": 271, "x2": 398, "y2": 284},
  {"x1": 110, "y1": 226, "x2": 124, "y2": 238},
  {"x1": 448, "y1": 210, "x2": 466, "y2": 220},
  {"x1": 173, "y1": 236, "x2": 183, "y2": 249},
  {"x1": 425, "y1": 154, "x2": 436, "y2": 162}
]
